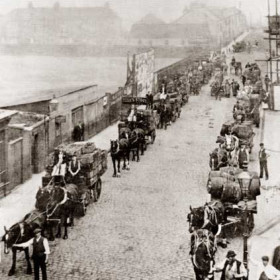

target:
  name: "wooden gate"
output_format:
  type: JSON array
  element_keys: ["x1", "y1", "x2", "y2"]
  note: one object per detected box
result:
[{"x1": 8, "y1": 137, "x2": 23, "y2": 189}]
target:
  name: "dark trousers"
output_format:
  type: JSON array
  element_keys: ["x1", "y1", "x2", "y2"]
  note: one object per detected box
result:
[
  {"x1": 33, "y1": 255, "x2": 47, "y2": 280},
  {"x1": 265, "y1": 82, "x2": 269, "y2": 92},
  {"x1": 260, "y1": 160, "x2": 269, "y2": 179}
]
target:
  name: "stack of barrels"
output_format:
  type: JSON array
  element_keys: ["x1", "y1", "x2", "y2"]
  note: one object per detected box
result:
[{"x1": 207, "y1": 167, "x2": 261, "y2": 205}]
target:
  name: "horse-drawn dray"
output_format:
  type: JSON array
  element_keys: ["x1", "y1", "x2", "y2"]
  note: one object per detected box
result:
[
  {"x1": 206, "y1": 166, "x2": 260, "y2": 233},
  {"x1": 2, "y1": 141, "x2": 108, "y2": 276},
  {"x1": 42, "y1": 142, "x2": 107, "y2": 212}
]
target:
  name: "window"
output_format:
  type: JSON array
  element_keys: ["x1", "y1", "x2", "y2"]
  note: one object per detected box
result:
[{"x1": 55, "y1": 122, "x2": 61, "y2": 138}]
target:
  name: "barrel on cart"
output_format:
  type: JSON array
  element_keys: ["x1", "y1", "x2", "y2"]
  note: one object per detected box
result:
[{"x1": 206, "y1": 167, "x2": 260, "y2": 235}]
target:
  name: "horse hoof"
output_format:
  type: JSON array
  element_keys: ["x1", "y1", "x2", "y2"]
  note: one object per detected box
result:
[
  {"x1": 112, "y1": 174, "x2": 116, "y2": 178},
  {"x1": 63, "y1": 235, "x2": 68, "y2": 240},
  {"x1": 137, "y1": 159, "x2": 140, "y2": 162},
  {"x1": 26, "y1": 268, "x2": 32, "y2": 275},
  {"x1": 55, "y1": 234, "x2": 61, "y2": 238},
  {"x1": 49, "y1": 237, "x2": 55, "y2": 241},
  {"x1": 8, "y1": 270, "x2": 15, "y2": 276},
  {"x1": 126, "y1": 167, "x2": 130, "y2": 171}
]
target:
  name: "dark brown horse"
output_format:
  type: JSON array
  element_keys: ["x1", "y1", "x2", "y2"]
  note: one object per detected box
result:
[
  {"x1": 45, "y1": 184, "x2": 79, "y2": 240},
  {"x1": 2, "y1": 210, "x2": 45, "y2": 276},
  {"x1": 190, "y1": 229, "x2": 216, "y2": 280},
  {"x1": 187, "y1": 201, "x2": 224, "y2": 237},
  {"x1": 110, "y1": 139, "x2": 130, "y2": 177}
]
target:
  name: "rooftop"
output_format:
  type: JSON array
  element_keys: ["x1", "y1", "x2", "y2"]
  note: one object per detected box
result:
[
  {"x1": 9, "y1": 111, "x2": 46, "y2": 127},
  {"x1": 0, "y1": 109, "x2": 17, "y2": 121},
  {"x1": 1, "y1": 84, "x2": 98, "y2": 107}
]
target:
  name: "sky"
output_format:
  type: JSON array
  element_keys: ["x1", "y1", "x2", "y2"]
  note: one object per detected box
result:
[{"x1": 0, "y1": 0, "x2": 270, "y2": 29}]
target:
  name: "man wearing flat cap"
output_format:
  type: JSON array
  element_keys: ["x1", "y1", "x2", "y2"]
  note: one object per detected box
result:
[
  {"x1": 250, "y1": 255, "x2": 280, "y2": 279},
  {"x1": 214, "y1": 250, "x2": 247, "y2": 280},
  {"x1": 13, "y1": 228, "x2": 50, "y2": 280}
]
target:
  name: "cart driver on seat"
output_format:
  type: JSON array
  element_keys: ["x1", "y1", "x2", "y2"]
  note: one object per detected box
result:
[
  {"x1": 52, "y1": 150, "x2": 67, "y2": 185},
  {"x1": 68, "y1": 153, "x2": 81, "y2": 185}
]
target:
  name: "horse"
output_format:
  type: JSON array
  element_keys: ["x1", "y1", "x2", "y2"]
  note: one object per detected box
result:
[
  {"x1": 110, "y1": 139, "x2": 130, "y2": 177},
  {"x1": 2, "y1": 210, "x2": 45, "y2": 276},
  {"x1": 209, "y1": 148, "x2": 228, "y2": 170},
  {"x1": 190, "y1": 229, "x2": 216, "y2": 280},
  {"x1": 132, "y1": 127, "x2": 146, "y2": 156},
  {"x1": 187, "y1": 201, "x2": 224, "y2": 236},
  {"x1": 216, "y1": 134, "x2": 239, "y2": 165},
  {"x1": 46, "y1": 184, "x2": 79, "y2": 240},
  {"x1": 157, "y1": 104, "x2": 168, "y2": 130}
]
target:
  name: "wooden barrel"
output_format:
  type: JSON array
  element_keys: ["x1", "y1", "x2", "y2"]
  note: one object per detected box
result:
[
  {"x1": 221, "y1": 181, "x2": 242, "y2": 204},
  {"x1": 209, "y1": 171, "x2": 222, "y2": 178},
  {"x1": 219, "y1": 167, "x2": 243, "y2": 175},
  {"x1": 248, "y1": 171, "x2": 261, "y2": 199},
  {"x1": 209, "y1": 171, "x2": 235, "y2": 181},
  {"x1": 208, "y1": 177, "x2": 225, "y2": 198}
]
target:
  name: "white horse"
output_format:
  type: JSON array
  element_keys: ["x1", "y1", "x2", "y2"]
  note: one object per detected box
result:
[{"x1": 224, "y1": 134, "x2": 239, "y2": 165}]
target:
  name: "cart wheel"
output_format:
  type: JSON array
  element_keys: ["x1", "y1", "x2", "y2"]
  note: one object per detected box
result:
[{"x1": 93, "y1": 178, "x2": 102, "y2": 202}]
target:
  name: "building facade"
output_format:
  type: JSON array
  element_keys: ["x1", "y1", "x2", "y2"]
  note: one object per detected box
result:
[
  {"x1": 8, "y1": 112, "x2": 48, "y2": 189},
  {"x1": 0, "y1": 110, "x2": 17, "y2": 197},
  {"x1": 0, "y1": 2, "x2": 123, "y2": 45}
]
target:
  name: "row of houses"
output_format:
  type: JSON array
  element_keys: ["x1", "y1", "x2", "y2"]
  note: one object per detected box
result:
[
  {"x1": 129, "y1": 3, "x2": 247, "y2": 47},
  {"x1": 0, "y1": 85, "x2": 123, "y2": 197},
  {"x1": 0, "y1": 2, "x2": 247, "y2": 49}
]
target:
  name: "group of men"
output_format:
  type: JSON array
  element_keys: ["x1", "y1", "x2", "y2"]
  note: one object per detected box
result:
[{"x1": 214, "y1": 250, "x2": 280, "y2": 280}]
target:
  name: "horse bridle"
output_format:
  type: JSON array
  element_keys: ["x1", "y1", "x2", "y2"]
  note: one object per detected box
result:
[
  {"x1": 111, "y1": 141, "x2": 120, "y2": 155},
  {"x1": 4, "y1": 224, "x2": 22, "y2": 254}
]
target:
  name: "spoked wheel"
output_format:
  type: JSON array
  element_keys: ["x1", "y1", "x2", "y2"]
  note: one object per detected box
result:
[{"x1": 93, "y1": 178, "x2": 102, "y2": 202}]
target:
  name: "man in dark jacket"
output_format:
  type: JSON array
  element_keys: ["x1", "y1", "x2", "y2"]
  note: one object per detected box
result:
[
  {"x1": 14, "y1": 228, "x2": 50, "y2": 280},
  {"x1": 215, "y1": 250, "x2": 247, "y2": 279},
  {"x1": 259, "y1": 143, "x2": 269, "y2": 180}
]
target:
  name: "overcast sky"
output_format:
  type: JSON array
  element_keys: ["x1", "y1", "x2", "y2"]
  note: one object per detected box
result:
[{"x1": 0, "y1": 0, "x2": 270, "y2": 29}]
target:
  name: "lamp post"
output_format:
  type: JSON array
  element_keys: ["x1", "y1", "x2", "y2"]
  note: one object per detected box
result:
[{"x1": 238, "y1": 170, "x2": 253, "y2": 279}]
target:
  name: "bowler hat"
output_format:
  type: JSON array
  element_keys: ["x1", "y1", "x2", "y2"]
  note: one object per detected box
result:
[
  {"x1": 260, "y1": 143, "x2": 264, "y2": 146},
  {"x1": 34, "y1": 228, "x2": 42, "y2": 234},
  {"x1": 262, "y1": 256, "x2": 269, "y2": 261},
  {"x1": 226, "y1": 250, "x2": 236, "y2": 258}
]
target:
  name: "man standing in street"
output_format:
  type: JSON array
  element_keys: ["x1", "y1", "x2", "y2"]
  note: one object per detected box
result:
[
  {"x1": 214, "y1": 250, "x2": 247, "y2": 279},
  {"x1": 264, "y1": 74, "x2": 271, "y2": 92},
  {"x1": 250, "y1": 256, "x2": 280, "y2": 280},
  {"x1": 259, "y1": 143, "x2": 269, "y2": 180},
  {"x1": 13, "y1": 228, "x2": 50, "y2": 280}
]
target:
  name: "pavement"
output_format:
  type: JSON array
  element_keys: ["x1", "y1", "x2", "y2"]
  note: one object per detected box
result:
[{"x1": 0, "y1": 122, "x2": 119, "y2": 238}]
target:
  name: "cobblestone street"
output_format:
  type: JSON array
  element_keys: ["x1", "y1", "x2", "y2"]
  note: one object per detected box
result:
[{"x1": 0, "y1": 80, "x2": 241, "y2": 279}]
